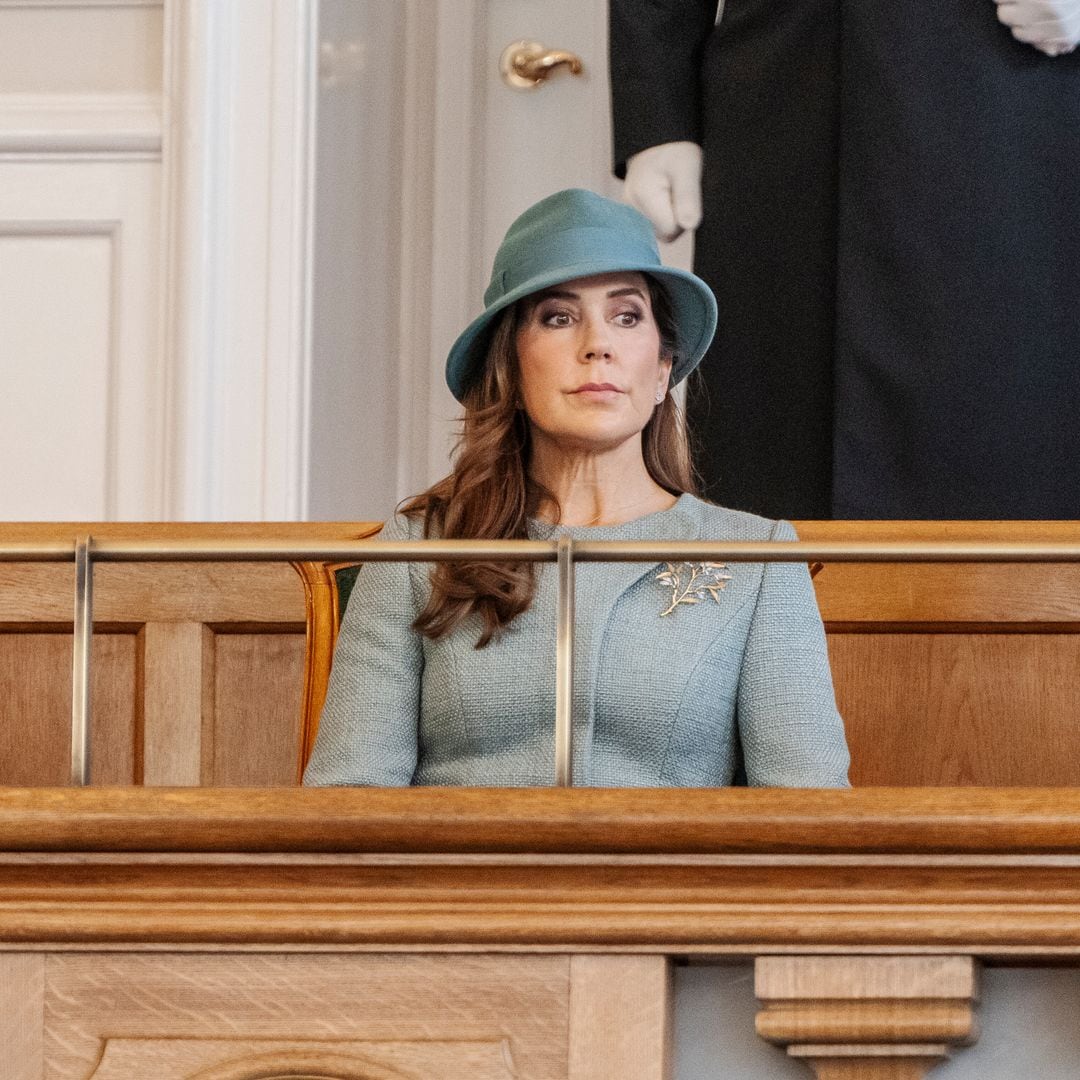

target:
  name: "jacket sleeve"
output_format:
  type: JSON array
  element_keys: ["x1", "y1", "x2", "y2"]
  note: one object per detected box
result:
[
  {"x1": 610, "y1": 0, "x2": 719, "y2": 177},
  {"x1": 302, "y1": 514, "x2": 424, "y2": 786},
  {"x1": 736, "y1": 519, "x2": 851, "y2": 787}
]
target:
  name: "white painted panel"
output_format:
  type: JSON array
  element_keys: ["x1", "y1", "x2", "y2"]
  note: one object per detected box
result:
[
  {"x1": 481, "y1": 1, "x2": 617, "y2": 272},
  {"x1": 481, "y1": 1, "x2": 693, "y2": 276},
  {"x1": 307, "y1": 0, "x2": 405, "y2": 519},
  {"x1": 0, "y1": 229, "x2": 113, "y2": 518},
  {"x1": 0, "y1": 159, "x2": 162, "y2": 519},
  {"x1": 933, "y1": 968, "x2": 1080, "y2": 1079},
  {"x1": 0, "y1": 3, "x2": 163, "y2": 95}
]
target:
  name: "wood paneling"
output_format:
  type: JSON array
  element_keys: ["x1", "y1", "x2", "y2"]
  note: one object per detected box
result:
[
  {"x1": 141, "y1": 621, "x2": 205, "y2": 785},
  {"x1": 0, "y1": 632, "x2": 135, "y2": 785},
  {"x1": 0, "y1": 228, "x2": 115, "y2": 519},
  {"x1": 0, "y1": 524, "x2": 370, "y2": 786},
  {"x1": 800, "y1": 522, "x2": 1080, "y2": 788},
  {"x1": 42, "y1": 953, "x2": 568, "y2": 1080},
  {"x1": 88, "y1": 1039, "x2": 516, "y2": 1080},
  {"x1": 0, "y1": 3, "x2": 163, "y2": 96},
  {"x1": 0, "y1": 163, "x2": 162, "y2": 519},
  {"x1": 0, "y1": 954, "x2": 44, "y2": 1080},
  {"x1": 0, "y1": 789, "x2": 1072, "y2": 1080},
  {"x1": 208, "y1": 633, "x2": 305, "y2": 786},
  {"x1": 3, "y1": 521, "x2": 1080, "y2": 787},
  {"x1": 832, "y1": 634, "x2": 1080, "y2": 786}
]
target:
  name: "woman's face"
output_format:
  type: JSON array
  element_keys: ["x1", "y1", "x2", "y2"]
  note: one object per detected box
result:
[{"x1": 514, "y1": 271, "x2": 672, "y2": 457}]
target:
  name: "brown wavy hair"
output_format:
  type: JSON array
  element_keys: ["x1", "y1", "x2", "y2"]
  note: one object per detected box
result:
[{"x1": 401, "y1": 275, "x2": 697, "y2": 647}]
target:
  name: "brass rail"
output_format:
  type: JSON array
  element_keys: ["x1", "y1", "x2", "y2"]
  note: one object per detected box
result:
[
  {"x1": 7, "y1": 538, "x2": 1080, "y2": 562},
  {"x1": 6, "y1": 536, "x2": 1080, "y2": 788}
]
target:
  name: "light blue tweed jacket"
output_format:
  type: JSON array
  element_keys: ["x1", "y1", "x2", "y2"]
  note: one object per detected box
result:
[{"x1": 303, "y1": 494, "x2": 850, "y2": 788}]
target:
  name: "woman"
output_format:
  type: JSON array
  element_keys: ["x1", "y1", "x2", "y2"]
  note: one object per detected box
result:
[{"x1": 304, "y1": 188, "x2": 849, "y2": 788}]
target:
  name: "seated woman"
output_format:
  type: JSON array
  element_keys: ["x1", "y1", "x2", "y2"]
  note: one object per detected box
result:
[{"x1": 304, "y1": 188, "x2": 849, "y2": 788}]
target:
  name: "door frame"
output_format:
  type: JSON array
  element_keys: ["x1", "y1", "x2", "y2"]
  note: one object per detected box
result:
[{"x1": 160, "y1": 0, "x2": 317, "y2": 520}]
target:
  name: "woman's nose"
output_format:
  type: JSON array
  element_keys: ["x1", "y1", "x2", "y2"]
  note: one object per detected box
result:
[{"x1": 580, "y1": 318, "x2": 613, "y2": 361}]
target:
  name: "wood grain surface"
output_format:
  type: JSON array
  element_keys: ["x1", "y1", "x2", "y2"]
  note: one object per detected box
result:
[
  {"x1": 568, "y1": 956, "x2": 670, "y2": 1080},
  {"x1": 756, "y1": 956, "x2": 978, "y2": 1080},
  {"x1": 0, "y1": 524, "x2": 326, "y2": 785},
  {"x1": 2, "y1": 789, "x2": 1080, "y2": 955},
  {"x1": 0, "y1": 633, "x2": 136, "y2": 786},
  {"x1": 43, "y1": 953, "x2": 567, "y2": 1079},
  {"x1": 89, "y1": 1040, "x2": 515, "y2": 1080},
  {"x1": 208, "y1": 633, "x2": 304, "y2": 786},
  {"x1": 141, "y1": 621, "x2": 206, "y2": 785},
  {"x1": 0, "y1": 954, "x2": 44, "y2": 1080},
  {"x1": 4, "y1": 519, "x2": 1080, "y2": 788},
  {"x1": 3, "y1": 786, "x2": 1080, "y2": 854},
  {"x1": 756, "y1": 956, "x2": 977, "y2": 1001},
  {"x1": 832, "y1": 633, "x2": 1080, "y2": 786}
]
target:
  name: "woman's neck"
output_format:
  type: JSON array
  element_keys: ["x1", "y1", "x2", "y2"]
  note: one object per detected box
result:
[{"x1": 530, "y1": 440, "x2": 677, "y2": 527}]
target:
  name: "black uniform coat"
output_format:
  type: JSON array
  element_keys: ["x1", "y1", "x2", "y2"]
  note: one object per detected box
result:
[{"x1": 611, "y1": 0, "x2": 1080, "y2": 519}]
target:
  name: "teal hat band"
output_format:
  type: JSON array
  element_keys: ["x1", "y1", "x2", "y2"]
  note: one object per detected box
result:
[{"x1": 446, "y1": 188, "x2": 718, "y2": 402}]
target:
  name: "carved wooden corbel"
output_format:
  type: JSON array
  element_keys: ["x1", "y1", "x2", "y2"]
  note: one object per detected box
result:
[{"x1": 755, "y1": 956, "x2": 979, "y2": 1079}]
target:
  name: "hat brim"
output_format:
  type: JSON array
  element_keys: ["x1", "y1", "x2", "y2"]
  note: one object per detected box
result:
[{"x1": 444, "y1": 259, "x2": 718, "y2": 403}]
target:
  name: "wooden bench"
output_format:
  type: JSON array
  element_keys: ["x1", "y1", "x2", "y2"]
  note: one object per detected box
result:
[{"x1": 2, "y1": 521, "x2": 1078, "y2": 787}]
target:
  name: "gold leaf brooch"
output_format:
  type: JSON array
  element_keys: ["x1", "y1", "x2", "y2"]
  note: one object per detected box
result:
[{"x1": 656, "y1": 562, "x2": 733, "y2": 617}]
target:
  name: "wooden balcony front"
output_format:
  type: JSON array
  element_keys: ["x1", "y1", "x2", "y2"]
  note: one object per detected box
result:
[{"x1": 2, "y1": 522, "x2": 1079, "y2": 1077}]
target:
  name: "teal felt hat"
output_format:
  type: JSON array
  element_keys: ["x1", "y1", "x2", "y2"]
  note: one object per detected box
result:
[{"x1": 445, "y1": 188, "x2": 718, "y2": 402}]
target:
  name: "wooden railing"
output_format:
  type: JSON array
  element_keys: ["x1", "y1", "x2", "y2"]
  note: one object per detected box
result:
[
  {"x1": 2, "y1": 785, "x2": 1078, "y2": 1078},
  {"x1": 3, "y1": 522, "x2": 1080, "y2": 1076},
  {"x1": 6, "y1": 518, "x2": 1080, "y2": 790}
]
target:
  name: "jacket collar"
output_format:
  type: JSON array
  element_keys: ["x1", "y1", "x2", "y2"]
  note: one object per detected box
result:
[{"x1": 532, "y1": 493, "x2": 706, "y2": 608}]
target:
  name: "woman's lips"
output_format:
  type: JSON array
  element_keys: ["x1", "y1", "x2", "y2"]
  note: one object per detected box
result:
[{"x1": 571, "y1": 383, "x2": 622, "y2": 394}]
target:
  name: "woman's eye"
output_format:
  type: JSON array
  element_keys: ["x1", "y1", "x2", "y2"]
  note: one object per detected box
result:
[
  {"x1": 614, "y1": 310, "x2": 642, "y2": 327},
  {"x1": 542, "y1": 311, "x2": 573, "y2": 327}
]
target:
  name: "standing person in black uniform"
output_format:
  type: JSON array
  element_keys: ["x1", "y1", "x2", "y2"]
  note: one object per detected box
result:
[{"x1": 610, "y1": 0, "x2": 1080, "y2": 519}]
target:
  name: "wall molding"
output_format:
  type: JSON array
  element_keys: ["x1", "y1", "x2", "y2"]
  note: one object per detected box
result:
[
  {"x1": 0, "y1": 1, "x2": 160, "y2": 8},
  {"x1": 0, "y1": 94, "x2": 161, "y2": 157},
  {"x1": 160, "y1": 0, "x2": 316, "y2": 520}
]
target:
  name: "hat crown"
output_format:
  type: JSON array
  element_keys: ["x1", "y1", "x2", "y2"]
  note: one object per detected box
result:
[{"x1": 485, "y1": 188, "x2": 660, "y2": 307}]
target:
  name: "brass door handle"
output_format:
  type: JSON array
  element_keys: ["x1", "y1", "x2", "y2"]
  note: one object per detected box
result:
[{"x1": 500, "y1": 40, "x2": 584, "y2": 90}]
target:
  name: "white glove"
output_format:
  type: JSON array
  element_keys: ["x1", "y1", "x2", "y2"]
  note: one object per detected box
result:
[
  {"x1": 623, "y1": 142, "x2": 704, "y2": 243},
  {"x1": 994, "y1": 0, "x2": 1080, "y2": 56}
]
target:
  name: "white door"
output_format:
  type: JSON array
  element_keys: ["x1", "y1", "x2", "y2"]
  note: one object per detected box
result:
[
  {"x1": 385, "y1": 0, "x2": 693, "y2": 500},
  {"x1": 479, "y1": 1, "x2": 693, "y2": 277},
  {"x1": 477, "y1": 2, "x2": 620, "y2": 273}
]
